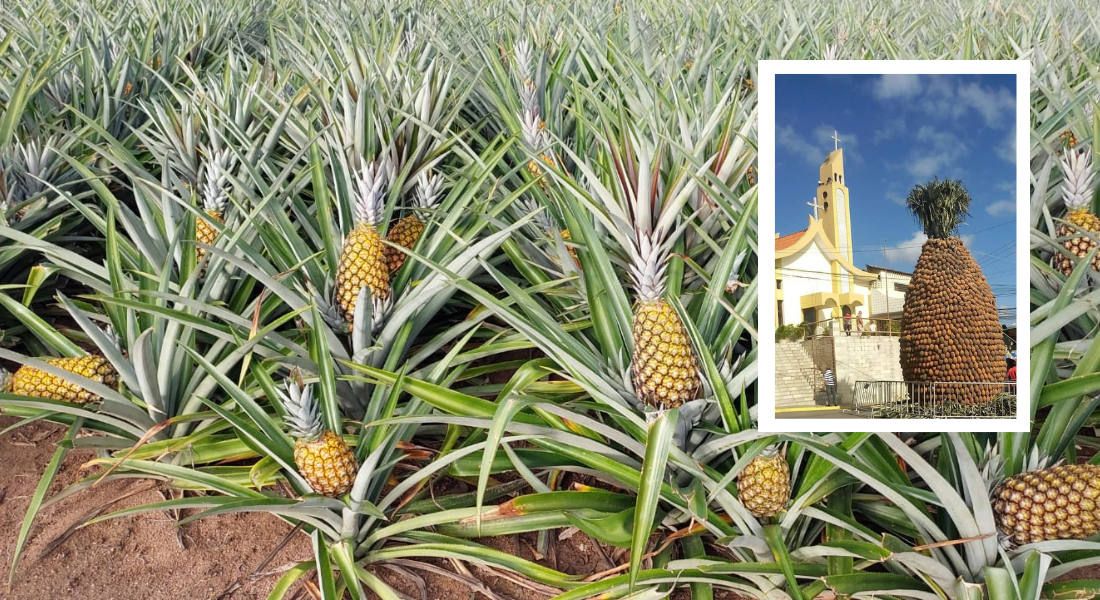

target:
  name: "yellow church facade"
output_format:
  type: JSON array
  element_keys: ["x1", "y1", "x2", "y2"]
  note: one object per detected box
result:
[{"x1": 775, "y1": 146, "x2": 878, "y2": 329}]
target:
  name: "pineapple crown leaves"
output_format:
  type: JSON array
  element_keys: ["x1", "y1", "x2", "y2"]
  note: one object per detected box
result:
[
  {"x1": 201, "y1": 147, "x2": 233, "y2": 213},
  {"x1": 519, "y1": 107, "x2": 550, "y2": 152},
  {"x1": 517, "y1": 196, "x2": 558, "y2": 233},
  {"x1": 904, "y1": 176, "x2": 972, "y2": 240},
  {"x1": 1060, "y1": 145, "x2": 1095, "y2": 214},
  {"x1": 302, "y1": 279, "x2": 350, "y2": 333},
  {"x1": 278, "y1": 376, "x2": 325, "y2": 442},
  {"x1": 0, "y1": 368, "x2": 10, "y2": 393},
  {"x1": 412, "y1": 171, "x2": 444, "y2": 215},
  {"x1": 353, "y1": 158, "x2": 389, "y2": 228}
]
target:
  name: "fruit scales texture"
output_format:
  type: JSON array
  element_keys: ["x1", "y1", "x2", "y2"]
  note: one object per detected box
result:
[
  {"x1": 8, "y1": 356, "x2": 118, "y2": 404},
  {"x1": 993, "y1": 464, "x2": 1100, "y2": 545},
  {"x1": 281, "y1": 380, "x2": 358, "y2": 498},
  {"x1": 899, "y1": 237, "x2": 1006, "y2": 404},
  {"x1": 632, "y1": 300, "x2": 698, "y2": 408},
  {"x1": 383, "y1": 172, "x2": 442, "y2": 273},
  {"x1": 1055, "y1": 146, "x2": 1100, "y2": 276},
  {"x1": 336, "y1": 161, "x2": 391, "y2": 324},
  {"x1": 294, "y1": 430, "x2": 358, "y2": 497},
  {"x1": 738, "y1": 451, "x2": 791, "y2": 519}
]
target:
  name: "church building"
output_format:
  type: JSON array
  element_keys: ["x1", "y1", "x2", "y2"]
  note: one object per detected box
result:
[{"x1": 775, "y1": 142, "x2": 880, "y2": 329}]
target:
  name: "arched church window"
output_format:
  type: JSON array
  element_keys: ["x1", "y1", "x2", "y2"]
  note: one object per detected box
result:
[
  {"x1": 823, "y1": 191, "x2": 828, "y2": 199},
  {"x1": 823, "y1": 202, "x2": 829, "y2": 211}
]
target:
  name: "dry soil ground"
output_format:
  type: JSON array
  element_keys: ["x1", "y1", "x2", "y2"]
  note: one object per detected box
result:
[{"x1": 0, "y1": 416, "x2": 749, "y2": 600}]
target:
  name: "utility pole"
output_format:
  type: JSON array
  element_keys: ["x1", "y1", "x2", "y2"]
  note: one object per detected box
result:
[{"x1": 883, "y1": 238, "x2": 890, "y2": 332}]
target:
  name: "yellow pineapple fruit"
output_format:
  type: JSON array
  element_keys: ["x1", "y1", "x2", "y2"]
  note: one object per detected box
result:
[
  {"x1": 737, "y1": 446, "x2": 791, "y2": 519},
  {"x1": 384, "y1": 172, "x2": 443, "y2": 272},
  {"x1": 1054, "y1": 147, "x2": 1100, "y2": 276},
  {"x1": 336, "y1": 160, "x2": 390, "y2": 325},
  {"x1": 196, "y1": 149, "x2": 232, "y2": 265},
  {"x1": 280, "y1": 379, "x2": 358, "y2": 497},
  {"x1": 993, "y1": 463, "x2": 1100, "y2": 545},
  {"x1": 526, "y1": 153, "x2": 557, "y2": 190},
  {"x1": 3, "y1": 355, "x2": 118, "y2": 404},
  {"x1": 625, "y1": 210, "x2": 699, "y2": 408}
]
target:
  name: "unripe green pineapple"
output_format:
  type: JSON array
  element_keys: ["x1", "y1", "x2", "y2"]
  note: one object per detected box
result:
[
  {"x1": 993, "y1": 464, "x2": 1100, "y2": 545},
  {"x1": 3, "y1": 355, "x2": 118, "y2": 404},
  {"x1": 384, "y1": 172, "x2": 442, "y2": 272},
  {"x1": 737, "y1": 447, "x2": 791, "y2": 519},
  {"x1": 1055, "y1": 146, "x2": 1100, "y2": 275},
  {"x1": 279, "y1": 379, "x2": 358, "y2": 497},
  {"x1": 336, "y1": 161, "x2": 390, "y2": 324}
]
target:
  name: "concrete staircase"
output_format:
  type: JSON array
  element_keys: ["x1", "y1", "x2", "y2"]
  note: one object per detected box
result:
[{"x1": 775, "y1": 341, "x2": 823, "y2": 409}]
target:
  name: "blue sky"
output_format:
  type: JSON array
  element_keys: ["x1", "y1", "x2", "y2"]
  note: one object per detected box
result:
[{"x1": 775, "y1": 73, "x2": 1017, "y2": 325}]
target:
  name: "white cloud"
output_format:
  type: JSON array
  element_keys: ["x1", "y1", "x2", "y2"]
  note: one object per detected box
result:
[
  {"x1": 886, "y1": 190, "x2": 905, "y2": 205},
  {"x1": 887, "y1": 231, "x2": 976, "y2": 267},
  {"x1": 996, "y1": 129, "x2": 1016, "y2": 163},
  {"x1": 777, "y1": 125, "x2": 860, "y2": 165},
  {"x1": 777, "y1": 125, "x2": 822, "y2": 166},
  {"x1": 873, "y1": 74, "x2": 921, "y2": 99},
  {"x1": 956, "y1": 82, "x2": 1015, "y2": 127},
  {"x1": 873, "y1": 117, "x2": 906, "y2": 143},
  {"x1": 996, "y1": 180, "x2": 1015, "y2": 192},
  {"x1": 886, "y1": 231, "x2": 928, "y2": 265},
  {"x1": 907, "y1": 126, "x2": 968, "y2": 179},
  {"x1": 986, "y1": 200, "x2": 1016, "y2": 217}
]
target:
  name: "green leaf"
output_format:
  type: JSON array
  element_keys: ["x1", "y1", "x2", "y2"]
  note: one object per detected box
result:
[
  {"x1": 565, "y1": 507, "x2": 637, "y2": 548},
  {"x1": 630, "y1": 409, "x2": 676, "y2": 590}
]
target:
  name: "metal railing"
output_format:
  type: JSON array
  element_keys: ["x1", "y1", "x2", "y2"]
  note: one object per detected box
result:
[
  {"x1": 802, "y1": 317, "x2": 901, "y2": 339},
  {"x1": 851, "y1": 381, "x2": 1017, "y2": 418}
]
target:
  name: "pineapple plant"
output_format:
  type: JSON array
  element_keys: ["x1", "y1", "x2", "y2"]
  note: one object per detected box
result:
[
  {"x1": 1053, "y1": 146, "x2": 1100, "y2": 275},
  {"x1": 992, "y1": 463, "x2": 1100, "y2": 545},
  {"x1": 279, "y1": 378, "x2": 358, "y2": 497},
  {"x1": 195, "y1": 148, "x2": 232, "y2": 264},
  {"x1": 384, "y1": 171, "x2": 442, "y2": 272},
  {"x1": 899, "y1": 177, "x2": 1006, "y2": 404},
  {"x1": 1, "y1": 355, "x2": 118, "y2": 404},
  {"x1": 737, "y1": 446, "x2": 791, "y2": 519},
  {"x1": 335, "y1": 160, "x2": 391, "y2": 325},
  {"x1": 618, "y1": 155, "x2": 701, "y2": 410}
]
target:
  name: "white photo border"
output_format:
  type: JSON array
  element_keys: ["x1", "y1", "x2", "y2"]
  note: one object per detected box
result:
[{"x1": 757, "y1": 60, "x2": 1030, "y2": 433}]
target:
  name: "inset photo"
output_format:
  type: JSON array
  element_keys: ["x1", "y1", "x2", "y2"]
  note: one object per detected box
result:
[{"x1": 758, "y1": 61, "x2": 1029, "y2": 432}]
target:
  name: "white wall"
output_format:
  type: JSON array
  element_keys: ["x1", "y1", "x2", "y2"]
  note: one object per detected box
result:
[
  {"x1": 777, "y1": 239, "x2": 872, "y2": 326},
  {"x1": 868, "y1": 271, "x2": 910, "y2": 318}
]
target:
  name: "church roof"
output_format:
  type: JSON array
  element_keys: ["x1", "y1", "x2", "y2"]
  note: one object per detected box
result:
[
  {"x1": 865, "y1": 264, "x2": 913, "y2": 277},
  {"x1": 775, "y1": 229, "x2": 807, "y2": 251}
]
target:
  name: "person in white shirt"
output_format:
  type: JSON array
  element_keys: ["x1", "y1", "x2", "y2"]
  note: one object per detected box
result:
[{"x1": 823, "y1": 368, "x2": 838, "y2": 406}]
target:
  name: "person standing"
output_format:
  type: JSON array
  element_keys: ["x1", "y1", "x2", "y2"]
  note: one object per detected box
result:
[
  {"x1": 856, "y1": 313, "x2": 864, "y2": 334},
  {"x1": 1006, "y1": 357, "x2": 1016, "y2": 382},
  {"x1": 843, "y1": 312, "x2": 852, "y2": 336},
  {"x1": 823, "y1": 368, "x2": 838, "y2": 406}
]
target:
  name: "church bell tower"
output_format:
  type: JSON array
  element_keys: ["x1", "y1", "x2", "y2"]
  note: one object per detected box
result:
[{"x1": 817, "y1": 142, "x2": 852, "y2": 264}]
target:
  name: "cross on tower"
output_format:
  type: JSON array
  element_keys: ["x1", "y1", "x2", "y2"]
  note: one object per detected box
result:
[
  {"x1": 831, "y1": 130, "x2": 841, "y2": 150},
  {"x1": 807, "y1": 198, "x2": 825, "y2": 219}
]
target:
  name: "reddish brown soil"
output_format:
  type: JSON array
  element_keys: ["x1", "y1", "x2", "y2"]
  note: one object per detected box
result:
[
  {"x1": 0, "y1": 416, "x2": 755, "y2": 600},
  {"x1": 0, "y1": 416, "x2": 314, "y2": 600}
]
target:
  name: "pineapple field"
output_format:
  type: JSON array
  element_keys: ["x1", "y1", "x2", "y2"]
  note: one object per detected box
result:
[{"x1": 0, "y1": 0, "x2": 1097, "y2": 599}]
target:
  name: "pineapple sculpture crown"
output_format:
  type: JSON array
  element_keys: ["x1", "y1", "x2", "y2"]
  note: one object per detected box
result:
[
  {"x1": 1062, "y1": 146, "x2": 1095, "y2": 214},
  {"x1": 280, "y1": 377, "x2": 325, "y2": 443},
  {"x1": 201, "y1": 148, "x2": 233, "y2": 214},
  {"x1": 905, "y1": 176, "x2": 971, "y2": 240},
  {"x1": 353, "y1": 159, "x2": 388, "y2": 229}
]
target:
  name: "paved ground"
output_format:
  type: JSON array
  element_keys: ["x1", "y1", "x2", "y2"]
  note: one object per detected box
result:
[{"x1": 774, "y1": 407, "x2": 870, "y2": 419}]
